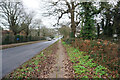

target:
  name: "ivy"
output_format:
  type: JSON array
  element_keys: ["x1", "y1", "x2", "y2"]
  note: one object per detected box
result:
[{"x1": 80, "y1": 2, "x2": 96, "y2": 39}]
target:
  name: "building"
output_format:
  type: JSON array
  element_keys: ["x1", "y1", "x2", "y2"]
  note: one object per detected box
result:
[
  {"x1": 2, "y1": 30, "x2": 26, "y2": 36},
  {"x1": 2, "y1": 30, "x2": 13, "y2": 35},
  {"x1": 19, "y1": 30, "x2": 26, "y2": 36}
]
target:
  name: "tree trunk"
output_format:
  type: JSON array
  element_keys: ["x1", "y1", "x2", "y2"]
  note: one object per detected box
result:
[
  {"x1": 13, "y1": 31, "x2": 17, "y2": 35},
  {"x1": 97, "y1": 24, "x2": 100, "y2": 38},
  {"x1": 26, "y1": 26, "x2": 29, "y2": 41},
  {"x1": 70, "y1": 2, "x2": 76, "y2": 38},
  {"x1": 38, "y1": 31, "x2": 40, "y2": 36}
]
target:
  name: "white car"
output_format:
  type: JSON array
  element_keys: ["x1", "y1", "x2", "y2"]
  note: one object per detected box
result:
[
  {"x1": 48, "y1": 38, "x2": 52, "y2": 41},
  {"x1": 46, "y1": 37, "x2": 52, "y2": 41}
]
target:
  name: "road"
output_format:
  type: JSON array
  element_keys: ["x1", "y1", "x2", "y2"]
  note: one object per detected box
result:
[{"x1": 0, "y1": 39, "x2": 58, "y2": 78}]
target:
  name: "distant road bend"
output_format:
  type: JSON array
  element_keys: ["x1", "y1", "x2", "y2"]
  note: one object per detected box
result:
[{"x1": 1, "y1": 39, "x2": 58, "y2": 78}]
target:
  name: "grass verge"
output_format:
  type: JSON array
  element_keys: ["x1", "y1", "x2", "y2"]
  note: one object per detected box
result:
[
  {"x1": 62, "y1": 41, "x2": 119, "y2": 78},
  {"x1": 2, "y1": 41, "x2": 58, "y2": 79}
]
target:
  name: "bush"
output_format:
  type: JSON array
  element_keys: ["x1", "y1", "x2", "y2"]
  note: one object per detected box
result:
[
  {"x1": 15, "y1": 35, "x2": 20, "y2": 43},
  {"x1": 40, "y1": 37, "x2": 46, "y2": 40},
  {"x1": 2, "y1": 34, "x2": 15, "y2": 44},
  {"x1": 2, "y1": 34, "x2": 45, "y2": 45},
  {"x1": 65, "y1": 38, "x2": 75, "y2": 44},
  {"x1": 71, "y1": 38, "x2": 119, "y2": 75},
  {"x1": 50, "y1": 36, "x2": 54, "y2": 39}
]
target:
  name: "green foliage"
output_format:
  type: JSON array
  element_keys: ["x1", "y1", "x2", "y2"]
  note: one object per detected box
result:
[
  {"x1": 70, "y1": 32, "x2": 74, "y2": 38},
  {"x1": 62, "y1": 41, "x2": 66, "y2": 45},
  {"x1": 80, "y1": 2, "x2": 96, "y2": 39},
  {"x1": 82, "y1": 76, "x2": 89, "y2": 78},
  {"x1": 2, "y1": 34, "x2": 15, "y2": 44},
  {"x1": 62, "y1": 41, "x2": 115, "y2": 78},
  {"x1": 94, "y1": 65, "x2": 107, "y2": 76},
  {"x1": 71, "y1": 38, "x2": 119, "y2": 75},
  {"x1": 65, "y1": 38, "x2": 75, "y2": 44}
]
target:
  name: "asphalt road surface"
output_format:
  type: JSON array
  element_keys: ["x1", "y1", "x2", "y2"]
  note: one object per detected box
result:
[{"x1": 0, "y1": 39, "x2": 58, "y2": 78}]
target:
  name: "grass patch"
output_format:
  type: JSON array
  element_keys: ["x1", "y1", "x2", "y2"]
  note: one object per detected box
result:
[{"x1": 62, "y1": 41, "x2": 119, "y2": 78}]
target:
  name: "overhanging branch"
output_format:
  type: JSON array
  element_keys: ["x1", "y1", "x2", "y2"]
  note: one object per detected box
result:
[{"x1": 57, "y1": 10, "x2": 69, "y2": 24}]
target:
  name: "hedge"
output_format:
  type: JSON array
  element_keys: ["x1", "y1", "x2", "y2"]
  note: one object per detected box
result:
[{"x1": 2, "y1": 34, "x2": 46, "y2": 45}]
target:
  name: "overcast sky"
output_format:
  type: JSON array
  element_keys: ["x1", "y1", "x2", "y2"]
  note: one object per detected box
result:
[
  {"x1": 22, "y1": 0, "x2": 55, "y2": 28},
  {"x1": 22, "y1": 0, "x2": 70, "y2": 28}
]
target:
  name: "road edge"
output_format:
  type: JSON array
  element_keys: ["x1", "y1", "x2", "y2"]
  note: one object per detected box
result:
[{"x1": 0, "y1": 40, "x2": 47, "y2": 50}]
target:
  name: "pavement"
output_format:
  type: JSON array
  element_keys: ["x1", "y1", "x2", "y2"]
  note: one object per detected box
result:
[
  {"x1": 49, "y1": 40, "x2": 67, "y2": 78},
  {"x1": 0, "y1": 39, "x2": 58, "y2": 79}
]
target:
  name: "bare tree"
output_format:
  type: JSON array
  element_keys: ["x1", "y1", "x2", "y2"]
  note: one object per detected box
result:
[
  {"x1": 58, "y1": 25, "x2": 71, "y2": 39},
  {"x1": 40, "y1": 26, "x2": 56, "y2": 38},
  {"x1": 31, "y1": 19, "x2": 43, "y2": 37},
  {"x1": 0, "y1": 1, "x2": 25, "y2": 35},
  {"x1": 46, "y1": 0, "x2": 81, "y2": 37},
  {"x1": 21, "y1": 12, "x2": 34, "y2": 37}
]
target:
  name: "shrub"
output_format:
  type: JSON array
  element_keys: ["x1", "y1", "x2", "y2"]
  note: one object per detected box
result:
[
  {"x1": 71, "y1": 38, "x2": 119, "y2": 75},
  {"x1": 2, "y1": 34, "x2": 45, "y2": 45},
  {"x1": 2, "y1": 34, "x2": 15, "y2": 44},
  {"x1": 65, "y1": 38, "x2": 75, "y2": 44}
]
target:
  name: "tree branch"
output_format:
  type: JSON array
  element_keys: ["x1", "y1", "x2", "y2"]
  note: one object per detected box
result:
[
  {"x1": 64, "y1": 0, "x2": 71, "y2": 10},
  {"x1": 75, "y1": 2, "x2": 81, "y2": 8},
  {"x1": 57, "y1": 10, "x2": 69, "y2": 24}
]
